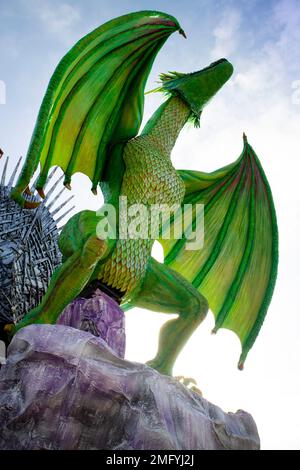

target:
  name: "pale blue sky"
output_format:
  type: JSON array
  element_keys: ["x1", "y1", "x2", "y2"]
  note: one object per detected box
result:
[
  {"x1": 0, "y1": 0, "x2": 300, "y2": 450},
  {"x1": 1, "y1": 0, "x2": 298, "y2": 158}
]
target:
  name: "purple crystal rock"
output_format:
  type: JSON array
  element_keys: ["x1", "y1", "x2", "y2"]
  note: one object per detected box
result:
[
  {"x1": 57, "y1": 289, "x2": 125, "y2": 359},
  {"x1": 0, "y1": 324, "x2": 260, "y2": 450}
]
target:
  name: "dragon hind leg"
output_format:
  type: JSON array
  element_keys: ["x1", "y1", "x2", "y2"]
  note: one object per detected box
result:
[{"x1": 130, "y1": 257, "x2": 208, "y2": 376}]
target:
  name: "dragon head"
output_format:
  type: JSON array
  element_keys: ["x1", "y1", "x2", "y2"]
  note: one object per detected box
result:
[{"x1": 158, "y1": 58, "x2": 233, "y2": 125}]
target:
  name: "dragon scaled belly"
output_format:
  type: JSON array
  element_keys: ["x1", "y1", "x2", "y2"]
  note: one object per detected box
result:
[{"x1": 98, "y1": 97, "x2": 190, "y2": 294}]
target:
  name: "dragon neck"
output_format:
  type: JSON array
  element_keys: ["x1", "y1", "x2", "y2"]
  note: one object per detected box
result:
[{"x1": 141, "y1": 96, "x2": 191, "y2": 156}]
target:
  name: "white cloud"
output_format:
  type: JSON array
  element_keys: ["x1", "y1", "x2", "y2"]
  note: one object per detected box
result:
[
  {"x1": 23, "y1": 0, "x2": 81, "y2": 41},
  {"x1": 273, "y1": 0, "x2": 300, "y2": 69},
  {"x1": 292, "y1": 80, "x2": 300, "y2": 104},
  {"x1": 211, "y1": 8, "x2": 241, "y2": 59},
  {"x1": 0, "y1": 81, "x2": 6, "y2": 105}
]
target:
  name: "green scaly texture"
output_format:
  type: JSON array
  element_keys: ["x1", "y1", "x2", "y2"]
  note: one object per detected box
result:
[{"x1": 97, "y1": 96, "x2": 190, "y2": 294}]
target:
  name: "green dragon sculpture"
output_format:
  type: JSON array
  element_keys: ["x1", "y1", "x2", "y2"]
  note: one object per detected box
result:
[{"x1": 9, "y1": 11, "x2": 278, "y2": 376}]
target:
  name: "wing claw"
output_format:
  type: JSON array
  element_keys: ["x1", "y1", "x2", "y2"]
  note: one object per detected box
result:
[
  {"x1": 24, "y1": 186, "x2": 33, "y2": 196},
  {"x1": 37, "y1": 187, "x2": 46, "y2": 199}
]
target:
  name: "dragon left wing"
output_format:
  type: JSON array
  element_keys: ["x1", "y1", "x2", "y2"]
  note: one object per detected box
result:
[
  {"x1": 12, "y1": 11, "x2": 183, "y2": 207},
  {"x1": 160, "y1": 135, "x2": 278, "y2": 369}
]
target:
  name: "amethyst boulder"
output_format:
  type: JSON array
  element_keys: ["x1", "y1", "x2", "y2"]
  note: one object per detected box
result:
[
  {"x1": 0, "y1": 324, "x2": 260, "y2": 450},
  {"x1": 57, "y1": 289, "x2": 125, "y2": 359}
]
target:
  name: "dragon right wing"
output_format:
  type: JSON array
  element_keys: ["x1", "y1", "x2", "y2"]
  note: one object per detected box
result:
[{"x1": 161, "y1": 135, "x2": 278, "y2": 368}]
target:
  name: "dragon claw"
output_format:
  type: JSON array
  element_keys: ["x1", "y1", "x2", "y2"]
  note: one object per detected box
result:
[
  {"x1": 175, "y1": 375, "x2": 197, "y2": 386},
  {"x1": 24, "y1": 186, "x2": 33, "y2": 196},
  {"x1": 174, "y1": 376, "x2": 202, "y2": 396},
  {"x1": 1, "y1": 323, "x2": 16, "y2": 346},
  {"x1": 37, "y1": 187, "x2": 46, "y2": 199},
  {"x1": 24, "y1": 199, "x2": 41, "y2": 209},
  {"x1": 11, "y1": 189, "x2": 40, "y2": 209},
  {"x1": 190, "y1": 385, "x2": 203, "y2": 397}
]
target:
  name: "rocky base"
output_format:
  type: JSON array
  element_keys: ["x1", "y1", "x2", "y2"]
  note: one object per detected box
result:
[
  {"x1": 57, "y1": 288, "x2": 125, "y2": 358},
  {"x1": 0, "y1": 324, "x2": 260, "y2": 450}
]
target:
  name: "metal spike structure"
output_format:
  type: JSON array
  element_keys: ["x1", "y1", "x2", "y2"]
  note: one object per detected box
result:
[
  {"x1": 0, "y1": 154, "x2": 75, "y2": 327},
  {"x1": 7, "y1": 156, "x2": 22, "y2": 188},
  {"x1": 1, "y1": 158, "x2": 9, "y2": 187}
]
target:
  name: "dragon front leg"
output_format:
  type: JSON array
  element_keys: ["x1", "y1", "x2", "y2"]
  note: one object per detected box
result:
[{"x1": 15, "y1": 234, "x2": 110, "y2": 332}]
